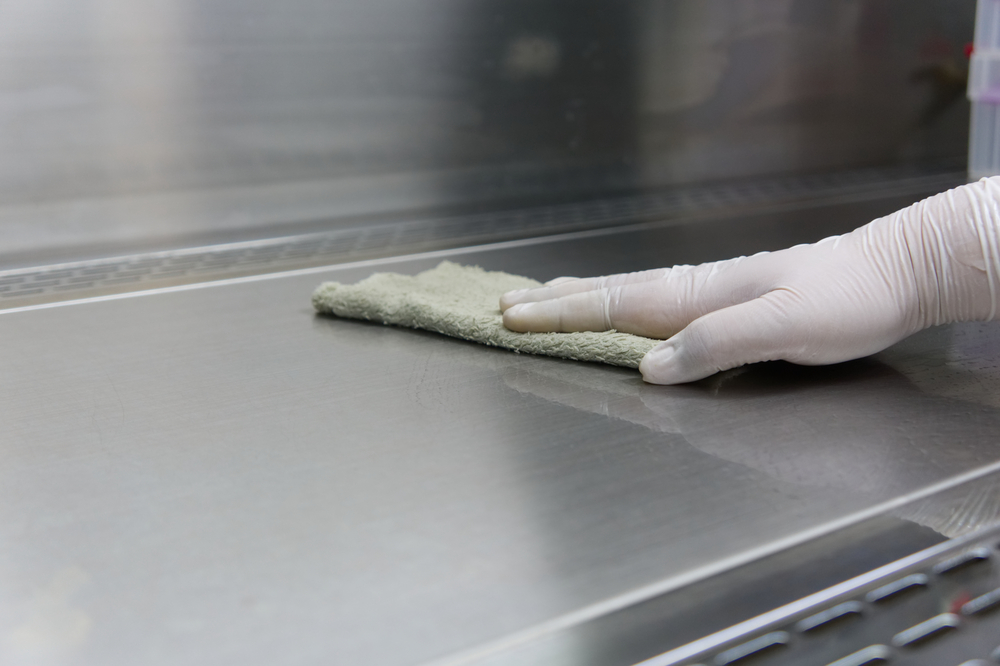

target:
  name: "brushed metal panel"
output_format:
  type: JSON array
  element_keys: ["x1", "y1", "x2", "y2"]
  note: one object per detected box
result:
[
  {"x1": 0, "y1": 170, "x2": 965, "y2": 305},
  {"x1": 0, "y1": 0, "x2": 973, "y2": 263},
  {"x1": 4, "y1": 208, "x2": 1000, "y2": 665}
]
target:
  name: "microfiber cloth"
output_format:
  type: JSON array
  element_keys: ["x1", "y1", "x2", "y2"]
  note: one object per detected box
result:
[{"x1": 311, "y1": 261, "x2": 659, "y2": 368}]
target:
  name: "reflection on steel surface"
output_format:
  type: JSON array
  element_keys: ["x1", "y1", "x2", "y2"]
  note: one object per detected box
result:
[
  {"x1": 0, "y1": 0, "x2": 975, "y2": 263},
  {"x1": 5, "y1": 199, "x2": 1000, "y2": 665},
  {"x1": 497, "y1": 332, "x2": 1000, "y2": 528}
]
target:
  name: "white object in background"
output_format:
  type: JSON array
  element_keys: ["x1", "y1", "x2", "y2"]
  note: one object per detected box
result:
[{"x1": 969, "y1": 0, "x2": 1000, "y2": 178}]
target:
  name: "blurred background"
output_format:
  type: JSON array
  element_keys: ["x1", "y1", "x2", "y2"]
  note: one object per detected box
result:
[{"x1": 0, "y1": 0, "x2": 975, "y2": 271}]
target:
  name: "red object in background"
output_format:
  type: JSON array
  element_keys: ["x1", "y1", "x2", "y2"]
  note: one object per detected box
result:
[
  {"x1": 966, "y1": 42, "x2": 975, "y2": 59},
  {"x1": 949, "y1": 591, "x2": 972, "y2": 615}
]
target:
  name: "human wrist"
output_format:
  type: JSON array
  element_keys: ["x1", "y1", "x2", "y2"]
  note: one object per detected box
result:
[{"x1": 898, "y1": 178, "x2": 1000, "y2": 326}]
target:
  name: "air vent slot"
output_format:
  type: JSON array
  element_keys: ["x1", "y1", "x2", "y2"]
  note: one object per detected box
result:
[
  {"x1": 865, "y1": 574, "x2": 928, "y2": 603},
  {"x1": 933, "y1": 548, "x2": 991, "y2": 575},
  {"x1": 890, "y1": 613, "x2": 960, "y2": 648},
  {"x1": 796, "y1": 601, "x2": 864, "y2": 633},
  {"x1": 713, "y1": 632, "x2": 789, "y2": 665},
  {"x1": 824, "y1": 644, "x2": 891, "y2": 666},
  {"x1": 962, "y1": 586, "x2": 1000, "y2": 616}
]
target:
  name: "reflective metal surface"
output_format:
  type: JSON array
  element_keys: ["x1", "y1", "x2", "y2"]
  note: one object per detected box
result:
[
  {"x1": 5, "y1": 195, "x2": 1000, "y2": 665},
  {"x1": 0, "y1": 0, "x2": 974, "y2": 265},
  {"x1": 0, "y1": 168, "x2": 965, "y2": 305},
  {"x1": 641, "y1": 516, "x2": 1000, "y2": 666},
  {"x1": 467, "y1": 514, "x2": 949, "y2": 666}
]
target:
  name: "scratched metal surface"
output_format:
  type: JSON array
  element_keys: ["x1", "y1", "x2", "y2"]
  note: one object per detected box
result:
[{"x1": 4, "y1": 198, "x2": 1000, "y2": 666}]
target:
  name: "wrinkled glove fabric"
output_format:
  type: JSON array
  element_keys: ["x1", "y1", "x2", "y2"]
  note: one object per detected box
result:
[
  {"x1": 312, "y1": 261, "x2": 659, "y2": 368},
  {"x1": 501, "y1": 177, "x2": 1000, "y2": 384}
]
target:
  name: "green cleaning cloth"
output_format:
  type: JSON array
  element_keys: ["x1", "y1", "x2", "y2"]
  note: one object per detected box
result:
[{"x1": 311, "y1": 261, "x2": 660, "y2": 368}]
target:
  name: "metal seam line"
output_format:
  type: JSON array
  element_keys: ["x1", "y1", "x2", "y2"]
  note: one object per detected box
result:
[
  {"x1": 0, "y1": 173, "x2": 967, "y2": 316},
  {"x1": 0, "y1": 168, "x2": 962, "y2": 280}
]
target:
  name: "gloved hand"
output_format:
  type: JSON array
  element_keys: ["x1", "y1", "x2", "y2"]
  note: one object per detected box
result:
[{"x1": 501, "y1": 177, "x2": 1000, "y2": 384}]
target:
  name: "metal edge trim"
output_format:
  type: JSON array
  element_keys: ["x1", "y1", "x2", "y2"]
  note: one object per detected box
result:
[{"x1": 0, "y1": 172, "x2": 967, "y2": 316}]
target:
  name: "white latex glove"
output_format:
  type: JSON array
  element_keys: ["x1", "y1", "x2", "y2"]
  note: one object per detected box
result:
[{"x1": 501, "y1": 177, "x2": 1000, "y2": 384}]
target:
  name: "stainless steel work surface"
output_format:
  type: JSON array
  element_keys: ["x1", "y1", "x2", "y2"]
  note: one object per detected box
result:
[{"x1": 5, "y1": 201, "x2": 1000, "y2": 666}]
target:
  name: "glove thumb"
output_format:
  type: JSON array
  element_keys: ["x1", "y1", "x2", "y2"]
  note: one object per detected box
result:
[{"x1": 639, "y1": 296, "x2": 794, "y2": 384}]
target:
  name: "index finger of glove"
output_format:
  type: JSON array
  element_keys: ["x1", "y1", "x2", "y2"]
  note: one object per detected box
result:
[
  {"x1": 502, "y1": 279, "x2": 700, "y2": 337},
  {"x1": 499, "y1": 268, "x2": 670, "y2": 312},
  {"x1": 501, "y1": 254, "x2": 780, "y2": 338}
]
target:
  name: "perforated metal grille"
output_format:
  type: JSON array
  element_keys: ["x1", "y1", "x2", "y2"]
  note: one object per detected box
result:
[{"x1": 641, "y1": 525, "x2": 1000, "y2": 666}]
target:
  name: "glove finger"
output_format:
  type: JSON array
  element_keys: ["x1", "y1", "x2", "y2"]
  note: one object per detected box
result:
[
  {"x1": 544, "y1": 276, "x2": 579, "y2": 286},
  {"x1": 502, "y1": 275, "x2": 730, "y2": 337},
  {"x1": 502, "y1": 289, "x2": 618, "y2": 333},
  {"x1": 503, "y1": 253, "x2": 783, "y2": 337},
  {"x1": 639, "y1": 293, "x2": 797, "y2": 384},
  {"x1": 500, "y1": 268, "x2": 670, "y2": 312}
]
